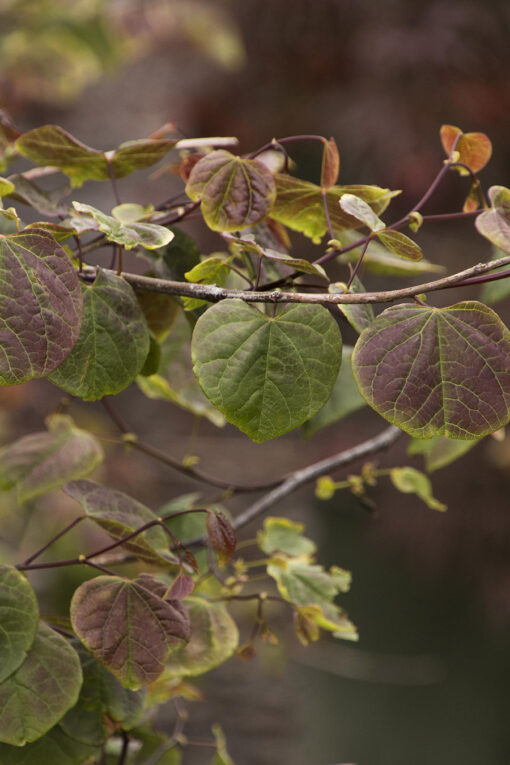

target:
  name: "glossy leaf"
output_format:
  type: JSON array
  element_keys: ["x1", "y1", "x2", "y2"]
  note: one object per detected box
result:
[
  {"x1": 63, "y1": 480, "x2": 180, "y2": 567},
  {"x1": 376, "y1": 229, "x2": 423, "y2": 261},
  {"x1": 70, "y1": 574, "x2": 190, "y2": 690},
  {"x1": 0, "y1": 229, "x2": 82, "y2": 385},
  {"x1": 390, "y1": 467, "x2": 446, "y2": 511},
  {"x1": 330, "y1": 278, "x2": 375, "y2": 334},
  {"x1": 49, "y1": 270, "x2": 151, "y2": 401},
  {"x1": 60, "y1": 647, "x2": 145, "y2": 747},
  {"x1": 162, "y1": 597, "x2": 239, "y2": 679},
  {"x1": 0, "y1": 566, "x2": 39, "y2": 684},
  {"x1": 185, "y1": 150, "x2": 276, "y2": 231},
  {"x1": 440, "y1": 125, "x2": 492, "y2": 174},
  {"x1": 0, "y1": 623, "x2": 82, "y2": 746},
  {"x1": 191, "y1": 299, "x2": 343, "y2": 442},
  {"x1": 137, "y1": 310, "x2": 226, "y2": 427},
  {"x1": 0, "y1": 414, "x2": 103, "y2": 503},
  {"x1": 302, "y1": 346, "x2": 366, "y2": 437},
  {"x1": 352, "y1": 301, "x2": 510, "y2": 439},
  {"x1": 407, "y1": 435, "x2": 478, "y2": 472},
  {"x1": 271, "y1": 174, "x2": 397, "y2": 241},
  {"x1": 267, "y1": 557, "x2": 357, "y2": 640},
  {"x1": 0, "y1": 727, "x2": 98, "y2": 765},
  {"x1": 476, "y1": 186, "x2": 510, "y2": 254},
  {"x1": 72, "y1": 202, "x2": 174, "y2": 250},
  {"x1": 257, "y1": 517, "x2": 316, "y2": 557},
  {"x1": 320, "y1": 137, "x2": 340, "y2": 189},
  {"x1": 339, "y1": 193, "x2": 385, "y2": 231}
]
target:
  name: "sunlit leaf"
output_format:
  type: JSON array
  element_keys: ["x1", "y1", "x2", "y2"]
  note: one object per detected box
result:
[
  {"x1": 440, "y1": 125, "x2": 492, "y2": 174},
  {"x1": 191, "y1": 299, "x2": 342, "y2": 442},
  {"x1": 49, "y1": 270, "x2": 151, "y2": 401},
  {"x1": 186, "y1": 150, "x2": 276, "y2": 231},
  {"x1": 183, "y1": 255, "x2": 232, "y2": 310},
  {"x1": 162, "y1": 597, "x2": 239, "y2": 679},
  {"x1": 71, "y1": 574, "x2": 190, "y2": 690},
  {"x1": 137, "y1": 310, "x2": 226, "y2": 427},
  {"x1": 339, "y1": 193, "x2": 385, "y2": 232},
  {"x1": 302, "y1": 346, "x2": 366, "y2": 437},
  {"x1": 111, "y1": 203, "x2": 153, "y2": 224},
  {"x1": 352, "y1": 301, "x2": 510, "y2": 439},
  {"x1": 72, "y1": 202, "x2": 174, "y2": 250},
  {"x1": 390, "y1": 467, "x2": 446, "y2": 511},
  {"x1": 257, "y1": 517, "x2": 316, "y2": 557},
  {"x1": 0, "y1": 178, "x2": 15, "y2": 197},
  {"x1": 271, "y1": 174, "x2": 398, "y2": 241},
  {"x1": 376, "y1": 229, "x2": 423, "y2": 261},
  {"x1": 0, "y1": 566, "x2": 39, "y2": 684},
  {"x1": 0, "y1": 229, "x2": 82, "y2": 385},
  {"x1": 0, "y1": 623, "x2": 82, "y2": 746},
  {"x1": 320, "y1": 137, "x2": 340, "y2": 189},
  {"x1": 64, "y1": 480, "x2": 180, "y2": 567},
  {"x1": 0, "y1": 414, "x2": 103, "y2": 503},
  {"x1": 407, "y1": 435, "x2": 478, "y2": 472}
]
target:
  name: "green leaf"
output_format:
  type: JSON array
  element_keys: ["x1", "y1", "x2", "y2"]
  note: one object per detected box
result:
[
  {"x1": 267, "y1": 557, "x2": 357, "y2": 640},
  {"x1": 60, "y1": 647, "x2": 145, "y2": 747},
  {"x1": 16, "y1": 126, "x2": 175, "y2": 188},
  {"x1": 352, "y1": 301, "x2": 510, "y2": 439},
  {"x1": 211, "y1": 724, "x2": 235, "y2": 765},
  {"x1": 72, "y1": 202, "x2": 174, "y2": 250},
  {"x1": 0, "y1": 622, "x2": 82, "y2": 746},
  {"x1": 339, "y1": 193, "x2": 385, "y2": 231},
  {"x1": 0, "y1": 726, "x2": 98, "y2": 764},
  {"x1": 7, "y1": 174, "x2": 70, "y2": 217},
  {"x1": 162, "y1": 597, "x2": 239, "y2": 678},
  {"x1": 271, "y1": 174, "x2": 397, "y2": 241},
  {"x1": 257, "y1": 517, "x2": 316, "y2": 557},
  {"x1": 137, "y1": 310, "x2": 226, "y2": 427},
  {"x1": 302, "y1": 346, "x2": 366, "y2": 437},
  {"x1": 183, "y1": 255, "x2": 232, "y2": 311},
  {"x1": 185, "y1": 150, "x2": 276, "y2": 232},
  {"x1": 0, "y1": 566, "x2": 39, "y2": 684},
  {"x1": 329, "y1": 277, "x2": 375, "y2": 334},
  {"x1": 70, "y1": 574, "x2": 190, "y2": 690},
  {"x1": 49, "y1": 270, "x2": 151, "y2": 401},
  {"x1": 476, "y1": 186, "x2": 510, "y2": 254},
  {"x1": 227, "y1": 233, "x2": 327, "y2": 279},
  {"x1": 16, "y1": 125, "x2": 108, "y2": 187},
  {"x1": 0, "y1": 414, "x2": 103, "y2": 503},
  {"x1": 376, "y1": 229, "x2": 423, "y2": 261},
  {"x1": 390, "y1": 467, "x2": 447, "y2": 511},
  {"x1": 440, "y1": 125, "x2": 492, "y2": 174},
  {"x1": 63, "y1": 480, "x2": 180, "y2": 567},
  {"x1": 137, "y1": 287, "x2": 180, "y2": 341},
  {"x1": 407, "y1": 435, "x2": 478, "y2": 472},
  {"x1": 0, "y1": 229, "x2": 83, "y2": 385},
  {"x1": 480, "y1": 248, "x2": 510, "y2": 305},
  {"x1": 191, "y1": 299, "x2": 343, "y2": 442},
  {"x1": 337, "y1": 230, "x2": 444, "y2": 276},
  {"x1": 153, "y1": 227, "x2": 201, "y2": 282},
  {"x1": 111, "y1": 203, "x2": 153, "y2": 224},
  {"x1": 0, "y1": 178, "x2": 15, "y2": 197}
]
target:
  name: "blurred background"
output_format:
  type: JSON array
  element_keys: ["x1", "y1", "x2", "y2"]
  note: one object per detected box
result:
[{"x1": 1, "y1": 1, "x2": 510, "y2": 763}]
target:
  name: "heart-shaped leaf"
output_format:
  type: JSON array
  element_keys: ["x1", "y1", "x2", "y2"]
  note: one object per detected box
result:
[
  {"x1": 0, "y1": 229, "x2": 82, "y2": 385},
  {"x1": 64, "y1": 480, "x2": 180, "y2": 567},
  {"x1": 0, "y1": 623, "x2": 82, "y2": 746},
  {"x1": 257, "y1": 517, "x2": 316, "y2": 557},
  {"x1": 161, "y1": 597, "x2": 239, "y2": 679},
  {"x1": 0, "y1": 415, "x2": 103, "y2": 503},
  {"x1": 49, "y1": 270, "x2": 150, "y2": 401},
  {"x1": 440, "y1": 125, "x2": 492, "y2": 174},
  {"x1": 191, "y1": 299, "x2": 343, "y2": 442},
  {"x1": 0, "y1": 566, "x2": 39, "y2": 684},
  {"x1": 390, "y1": 467, "x2": 446, "y2": 511},
  {"x1": 352, "y1": 301, "x2": 510, "y2": 439},
  {"x1": 70, "y1": 574, "x2": 190, "y2": 690},
  {"x1": 185, "y1": 150, "x2": 276, "y2": 231},
  {"x1": 271, "y1": 175, "x2": 398, "y2": 241}
]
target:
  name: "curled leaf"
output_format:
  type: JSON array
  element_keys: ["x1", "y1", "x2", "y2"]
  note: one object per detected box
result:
[{"x1": 206, "y1": 511, "x2": 236, "y2": 563}]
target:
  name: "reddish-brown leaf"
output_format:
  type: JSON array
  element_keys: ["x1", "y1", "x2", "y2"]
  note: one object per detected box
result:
[
  {"x1": 206, "y1": 511, "x2": 236, "y2": 563},
  {"x1": 321, "y1": 137, "x2": 340, "y2": 189}
]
